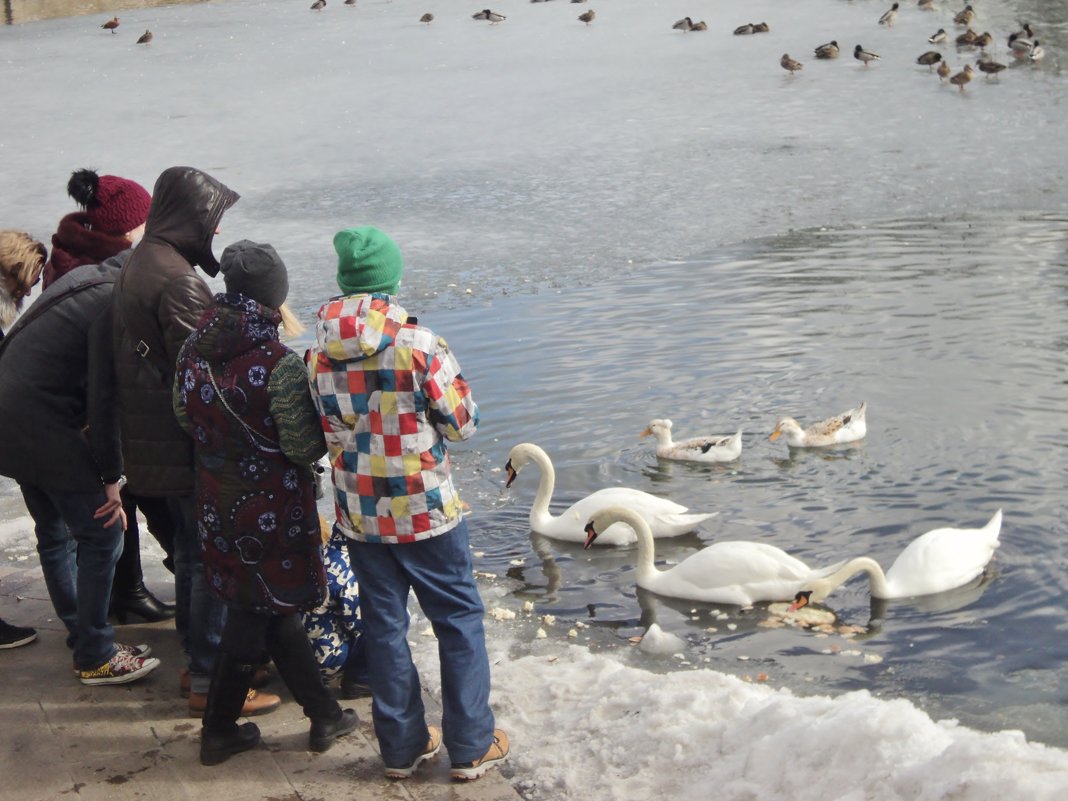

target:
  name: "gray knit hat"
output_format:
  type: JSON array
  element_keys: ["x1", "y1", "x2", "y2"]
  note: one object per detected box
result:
[{"x1": 220, "y1": 240, "x2": 289, "y2": 309}]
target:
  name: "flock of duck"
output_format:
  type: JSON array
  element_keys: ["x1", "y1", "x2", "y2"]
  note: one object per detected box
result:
[
  {"x1": 779, "y1": 2, "x2": 1046, "y2": 91},
  {"x1": 503, "y1": 400, "x2": 1002, "y2": 614}
]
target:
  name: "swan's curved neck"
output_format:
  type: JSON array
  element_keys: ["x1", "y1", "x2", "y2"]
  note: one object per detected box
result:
[
  {"x1": 614, "y1": 508, "x2": 658, "y2": 582},
  {"x1": 524, "y1": 448, "x2": 558, "y2": 528},
  {"x1": 810, "y1": 557, "x2": 890, "y2": 600}
]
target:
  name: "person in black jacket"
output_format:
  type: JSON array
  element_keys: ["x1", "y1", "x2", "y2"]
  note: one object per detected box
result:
[
  {"x1": 113, "y1": 167, "x2": 280, "y2": 715},
  {"x1": 0, "y1": 229, "x2": 45, "y2": 650},
  {"x1": 44, "y1": 169, "x2": 176, "y2": 625},
  {"x1": 0, "y1": 236, "x2": 159, "y2": 684}
]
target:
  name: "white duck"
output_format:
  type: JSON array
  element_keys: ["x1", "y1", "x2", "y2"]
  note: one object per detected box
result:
[
  {"x1": 505, "y1": 443, "x2": 712, "y2": 546},
  {"x1": 790, "y1": 509, "x2": 1002, "y2": 607},
  {"x1": 640, "y1": 419, "x2": 742, "y2": 463},
  {"x1": 582, "y1": 506, "x2": 848, "y2": 605},
  {"x1": 769, "y1": 401, "x2": 867, "y2": 448}
]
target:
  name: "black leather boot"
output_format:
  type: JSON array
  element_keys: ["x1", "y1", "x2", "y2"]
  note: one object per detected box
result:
[
  {"x1": 111, "y1": 583, "x2": 176, "y2": 624},
  {"x1": 267, "y1": 614, "x2": 357, "y2": 752},
  {"x1": 200, "y1": 655, "x2": 261, "y2": 766}
]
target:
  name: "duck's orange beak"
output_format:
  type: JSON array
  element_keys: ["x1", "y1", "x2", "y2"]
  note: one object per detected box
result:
[
  {"x1": 769, "y1": 430, "x2": 782, "y2": 442},
  {"x1": 639, "y1": 427, "x2": 652, "y2": 438}
]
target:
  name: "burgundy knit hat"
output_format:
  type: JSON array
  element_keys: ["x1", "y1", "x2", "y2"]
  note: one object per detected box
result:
[{"x1": 67, "y1": 168, "x2": 152, "y2": 236}]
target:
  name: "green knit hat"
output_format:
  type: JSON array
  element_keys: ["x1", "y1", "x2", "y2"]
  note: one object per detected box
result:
[{"x1": 334, "y1": 226, "x2": 403, "y2": 296}]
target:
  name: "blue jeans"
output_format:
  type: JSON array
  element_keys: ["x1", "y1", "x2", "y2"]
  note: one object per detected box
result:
[
  {"x1": 169, "y1": 495, "x2": 225, "y2": 694},
  {"x1": 19, "y1": 483, "x2": 123, "y2": 670},
  {"x1": 347, "y1": 519, "x2": 494, "y2": 765}
]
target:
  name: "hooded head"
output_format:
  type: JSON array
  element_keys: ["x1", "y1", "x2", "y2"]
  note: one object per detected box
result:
[
  {"x1": 334, "y1": 226, "x2": 403, "y2": 296},
  {"x1": 220, "y1": 240, "x2": 289, "y2": 309},
  {"x1": 66, "y1": 169, "x2": 151, "y2": 237},
  {"x1": 144, "y1": 166, "x2": 239, "y2": 276}
]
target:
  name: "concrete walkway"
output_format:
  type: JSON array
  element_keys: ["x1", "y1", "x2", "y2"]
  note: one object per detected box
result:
[{"x1": 0, "y1": 513, "x2": 522, "y2": 801}]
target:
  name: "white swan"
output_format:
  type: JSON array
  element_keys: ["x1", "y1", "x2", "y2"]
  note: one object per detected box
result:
[
  {"x1": 505, "y1": 443, "x2": 713, "y2": 546},
  {"x1": 790, "y1": 509, "x2": 1002, "y2": 608},
  {"x1": 770, "y1": 401, "x2": 867, "y2": 448},
  {"x1": 582, "y1": 506, "x2": 848, "y2": 605},
  {"x1": 640, "y1": 419, "x2": 742, "y2": 463}
]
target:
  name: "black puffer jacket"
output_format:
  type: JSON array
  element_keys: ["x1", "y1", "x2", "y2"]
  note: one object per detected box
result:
[
  {"x1": 0, "y1": 255, "x2": 126, "y2": 491},
  {"x1": 113, "y1": 167, "x2": 238, "y2": 496}
]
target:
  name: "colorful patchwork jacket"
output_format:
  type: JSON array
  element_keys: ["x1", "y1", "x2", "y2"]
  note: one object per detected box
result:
[{"x1": 307, "y1": 293, "x2": 479, "y2": 544}]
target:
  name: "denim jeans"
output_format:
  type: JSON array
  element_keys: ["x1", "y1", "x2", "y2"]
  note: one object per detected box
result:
[
  {"x1": 19, "y1": 483, "x2": 123, "y2": 670},
  {"x1": 347, "y1": 519, "x2": 494, "y2": 765},
  {"x1": 168, "y1": 495, "x2": 225, "y2": 694}
]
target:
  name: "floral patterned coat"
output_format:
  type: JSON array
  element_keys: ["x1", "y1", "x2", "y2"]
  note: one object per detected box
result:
[{"x1": 174, "y1": 294, "x2": 327, "y2": 613}]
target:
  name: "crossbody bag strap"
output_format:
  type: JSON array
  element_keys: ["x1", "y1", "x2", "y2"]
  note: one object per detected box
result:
[
  {"x1": 204, "y1": 362, "x2": 282, "y2": 454},
  {"x1": 114, "y1": 269, "x2": 170, "y2": 384},
  {"x1": 0, "y1": 275, "x2": 113, "y2": 362}
]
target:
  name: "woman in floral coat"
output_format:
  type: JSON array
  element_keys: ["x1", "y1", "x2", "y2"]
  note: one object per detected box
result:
[{"x1": 173, "y1": 240, "x2": 356, "y2": 765}]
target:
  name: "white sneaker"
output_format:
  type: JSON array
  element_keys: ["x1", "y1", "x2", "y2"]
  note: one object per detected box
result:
[{"x1": 79, "y1": 648, "x2": 160, "y2": 686}]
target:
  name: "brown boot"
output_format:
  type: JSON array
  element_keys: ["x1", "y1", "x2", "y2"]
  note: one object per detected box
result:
[
  {"x1": 180, "y1": 666, "x2": 271, "y2": 699},
  {"x1": 189, "y1": 687, "x2": 281, "y2": 718}
]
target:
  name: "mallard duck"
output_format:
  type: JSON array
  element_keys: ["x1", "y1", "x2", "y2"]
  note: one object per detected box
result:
[
  {"x1": 420, "y1": 12, "x2": 433, "y2": 23},
  {"x1": 690, "y1": 21, "x2": 707, "y2": 32},
  {"x1": 780, "y1": 53, "x2": 804, "y2": 75},
  {"x1": 956, "y1": 28, "x2": 978, "y2": 47},
  {"x1": 752, "y1": 22, "x2": 770, "y2": 33},
  {"x1": 577, "y1": 9, "x2": 595, "y2": 24},
  {"x1": 770, "y1": 402, "x2": 867, "y2": 448},
  {"x1": 640, "y1": 420, "x2": 742, "y2": 463},
  {"x1": 917, "y1": 50, "x2": 943, "y2": 69},
  {"x1": 854, "y1": 44, "x2": 881, "y2": 67},
  {"x1": 1009, "y1": 24, "x2": 1035, "y2": 45},
  {"x1": 973, "y1": 32, "x2": 992, "y2": 50},
  {"x1": 917, "y1": 0, "x2": 935, "y2": 11},
  {"x1": 345, "y1": 0, "x2": 356, "y2": 5},
  {"x1": 473, "y1": 8, "x2": 506, "y2": 22},
  {"x1": 928, "y1": 28, "x2": 947, "y2": 44},
  {"x1": 949, "y1": 63, "x2": 975, "y2": 91},
  {"x1": 879, "y1": 2, "x2": 900, "y2": 27},
  {"x1": 584, "y1": 507, "x2": 850, "y2": 606},
  {"x1": 733, "y1": 23, "x2": 755, "y2": 36},
  {"x1": 815, "y1": 40, "x2": 840, "y2": 59},
  {"x1": 937, "y1": 59, "x2": 952, "y2": 80},
  {"x1": 136, "y1": 29, "x2": 153, "y2": 44},
  {"x1": 953, "y1": 4, "x2": 975, "y2": 26},
  {"x1": 310, "y1": 0, "x2": 326, "y2": 9},
  {"x1": 672, "y1": 17, "x2": 693, "y2": 32},
  {"x1": 1008, "y1": 33, "x2": 1034, "y2": 58},
  {"x1": 1029, "y1": 41, "x2": 1045, "y2": 62},
  {"x1": 504, "y1": 443, "x2": 714, "y2": 545},
  {"x1": 791, "y1": 510, "x2": 1001, "y2": 604},
  {"x1": 976, "y1": 58, "x2": 1006, "y2": 79},
  {"x1": 101, "y1": 16, "x2": 119, "y2": 33}
]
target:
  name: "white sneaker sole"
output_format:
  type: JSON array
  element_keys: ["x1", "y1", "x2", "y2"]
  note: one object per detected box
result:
[
  {"x1": 384, "y1": 741, "x2": 442, "y2": 779},
  {"x1": 0, "y1": 632, "x2": 37, "y2": 649},
  {"x1": 450, "y1": 752, "x2": 508, "y2": 781},
  {"x1": 79, "y1": 656, "x2": 161, "y2": 686}
]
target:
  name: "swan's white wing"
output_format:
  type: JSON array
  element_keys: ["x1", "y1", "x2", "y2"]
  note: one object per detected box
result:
[
  {"x1": 540, "y1": 488, "x2": 702, "y2": 543},
  {"x1": 884, "y1": 511, "x2": 1001, "y2": 597}
]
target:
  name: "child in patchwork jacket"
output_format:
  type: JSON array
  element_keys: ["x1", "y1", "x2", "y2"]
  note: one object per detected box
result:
[{"x1": 306, "y1": 226, "x2": 508, "y2": 782}]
